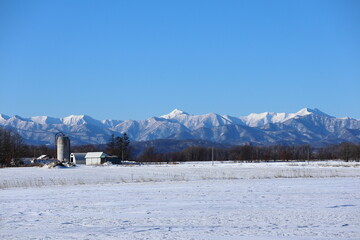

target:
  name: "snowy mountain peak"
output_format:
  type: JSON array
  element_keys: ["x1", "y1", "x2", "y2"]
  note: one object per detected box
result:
[
  {"x1": 62, "y1": 115, "x2": 85, "y2": 125},
  {"x1": 0, "y1": 114, "x2": 10, "y2": 125},
  {"x1": 295, "y1": 108, "x2": 333, "y2": 118},
  {"x1": 296, "y1": 108, "x2": 314, "y2": 116},
  {"x1": 62, "y1": 114, "x2": 100, "y2": 126},
  {"x1": 161, "y1": 109, "x2": 189, "y2": 119},
  {"x1": 0, "y1": 114, "x2": 10, "y2": 121}
]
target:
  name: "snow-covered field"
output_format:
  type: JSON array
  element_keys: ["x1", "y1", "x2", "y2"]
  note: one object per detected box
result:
[
  {"x1": 1, "y1": 161, "x2": 360, "y2": 239},
  {"x1": 1, "y1": 161, "x2": 360, "y2": 189}
]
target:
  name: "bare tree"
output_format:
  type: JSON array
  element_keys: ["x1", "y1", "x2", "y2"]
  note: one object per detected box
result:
[
  {"x1": 0, "y1": 128, "x2": 25, "y2": 167},
  {"x1": 106, "y1": 133, "x2": 132, "y2": 160}
]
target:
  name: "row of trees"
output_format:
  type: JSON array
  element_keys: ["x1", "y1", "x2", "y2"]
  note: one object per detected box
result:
[
  {"x1": 138, "y1": 143, "x2": 360, "y2": 162},
  {"x1": 1, "y1": 127, "x2": 360, "y2": 166}
]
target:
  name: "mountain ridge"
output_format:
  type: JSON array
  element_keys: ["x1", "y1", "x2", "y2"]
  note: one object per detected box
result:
[{"x1": 1, "y1": 108, "x2": 359, "y2": 147}]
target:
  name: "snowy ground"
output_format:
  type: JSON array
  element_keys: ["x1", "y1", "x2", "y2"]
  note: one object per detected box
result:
[
  {"x1": 1, "y1": 161, "x2": 360, "y2": 239},
  {"x1": 1, "y1": 161, "x2": 360, "y2": 189}
]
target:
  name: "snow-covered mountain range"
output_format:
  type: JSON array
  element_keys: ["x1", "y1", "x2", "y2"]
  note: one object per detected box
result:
[{"x1": 1, "y1": 108, "x2": 360, "y2": 147}]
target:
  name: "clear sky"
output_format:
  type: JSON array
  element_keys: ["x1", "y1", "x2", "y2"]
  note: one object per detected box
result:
[{"x1": 1, "y1": 0, "x2": 359, "y2": 120}]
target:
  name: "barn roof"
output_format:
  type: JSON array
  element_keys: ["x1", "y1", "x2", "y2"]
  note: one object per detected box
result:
[{"x1": 85, "y1": 152, "x2": 109, "y2": 158}]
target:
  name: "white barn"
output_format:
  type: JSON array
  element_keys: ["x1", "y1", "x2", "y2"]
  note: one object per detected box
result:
[
  {"x1": 85, "y1": 152, "x2": 109, "y2": 165},
  {"x1": 70, "y1": 153, "x2": 86, "y2": 165}
]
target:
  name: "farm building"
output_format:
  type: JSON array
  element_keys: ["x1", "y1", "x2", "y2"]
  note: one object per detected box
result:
[
  {"x1": 70, "y1": 153, "x2": 86, "y2": 165},
  {"x1": 85, "y1": 152, "x2": 109, "y2": 165}
]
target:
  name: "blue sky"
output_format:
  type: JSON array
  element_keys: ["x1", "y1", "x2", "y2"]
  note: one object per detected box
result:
[{"x1": 1, "y1": 0, "x2": 359, "y2": 120}]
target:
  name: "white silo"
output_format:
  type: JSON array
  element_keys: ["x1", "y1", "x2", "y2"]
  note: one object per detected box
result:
[{"x1": 56, "y1": 132, "x2": 70, "y2": 161}]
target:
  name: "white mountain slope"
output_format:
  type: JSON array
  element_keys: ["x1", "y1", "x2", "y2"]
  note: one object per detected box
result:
[
  {"x1": 101, "y1": 119, "x2": 123, "y2": 128},
  {"x1": 0, "y1": 114, "x2": 10, "y2": 124},
  {"x1": 0, "y1": 115, "x2": 113, "y2": 145},
  {"x1": 160, "y1": 109, "x2": 233, "y2": 130},
  {"x1": 31, "y1": 116, "x2": 63, "y2": 125},
  {"x1": 61, "y1": 115, "x2": 105, "y2": 128},
  {"x1": 239, "y1": 108, "x2": 333, "y2": 127},
  {"x1": 0, "y1": 108, "x2": 359, "y2": 146},
  {"x1": 113, "y1": 117, "x2": 190, "y2": 141}
]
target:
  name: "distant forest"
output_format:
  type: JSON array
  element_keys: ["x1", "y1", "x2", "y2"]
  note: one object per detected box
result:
[
  {"x1": 1, "y1": 128, "x2": 360, "y2": 167},
  {"x1": 135, "y1": 143, "x2": 360, "y2": 163}
]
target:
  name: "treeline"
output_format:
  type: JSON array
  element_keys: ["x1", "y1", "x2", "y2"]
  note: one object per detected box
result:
[
  {"x1": 137, "y1": 143, "x2": 360, "y2": 162},
  {"x1": 1, "y1": 127, "x2": 360, "y2": 167}
]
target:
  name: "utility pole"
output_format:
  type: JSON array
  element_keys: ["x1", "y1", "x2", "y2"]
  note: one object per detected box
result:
[
  {"x1": 307, "y1": 146, "x2": 310, "y2": 162},
  {"x1": 212, "y1": 147, "x2": 214, "y2": 166},
  {"x1": 122, "y1": 142, "x2": 124, "y2": 161}
]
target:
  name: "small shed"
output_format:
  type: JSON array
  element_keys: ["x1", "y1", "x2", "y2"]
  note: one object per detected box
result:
[
  {"x1": 85, "y1": 152, "x2": 109, "y2": 165},
  {"x1": 70, "y1": 153, "x2": 86, "y2": 165}
]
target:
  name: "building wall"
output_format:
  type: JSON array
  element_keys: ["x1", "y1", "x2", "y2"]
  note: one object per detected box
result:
[
  {"x1": 74, "y1": 157, "x2": 86, "y2": 165},
  {"x1": 86, "y1": 157, "x2": 105, "y2": 165},
  {"x1": 70, "y1": 153, "x2": 86, "y2": 165}
]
